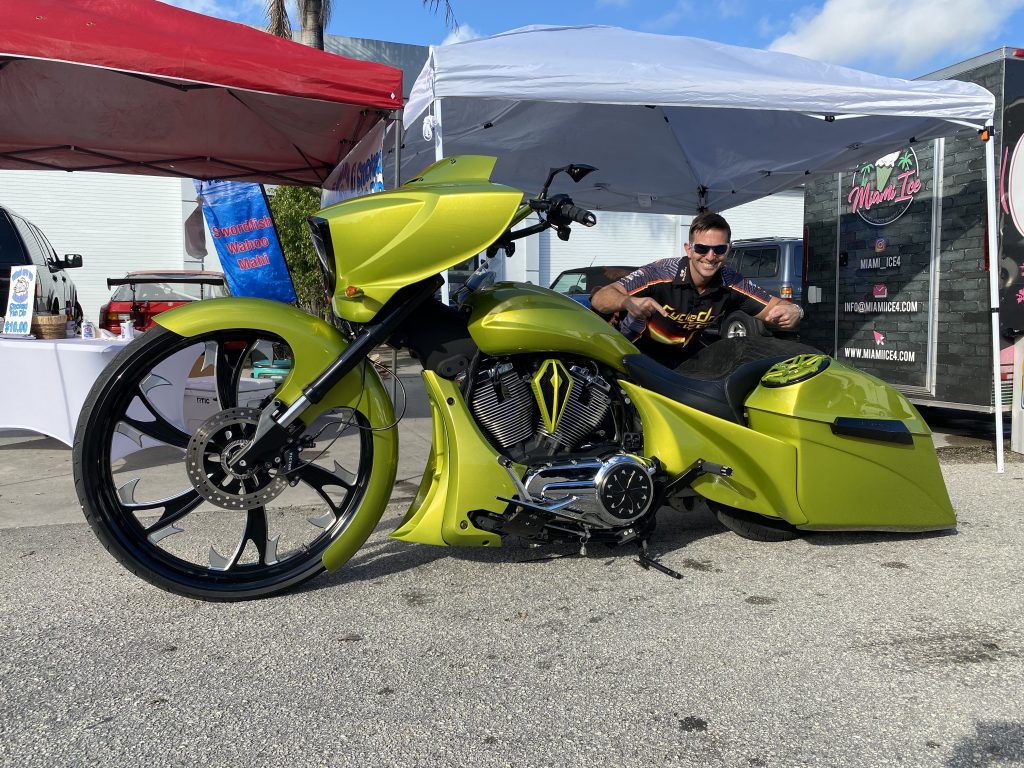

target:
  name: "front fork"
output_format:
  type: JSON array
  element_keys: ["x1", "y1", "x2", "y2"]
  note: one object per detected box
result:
[{"x1": 233, "y1": 276, "x2": 443, "y2": 467}]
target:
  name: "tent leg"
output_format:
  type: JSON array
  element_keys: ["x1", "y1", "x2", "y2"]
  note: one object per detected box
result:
[
  {"x1": 390, "y1": 109, "x2": 403, "y2": 403},
  {"x1": 432, "y1": 98, "x2": 450, "y2": 306},
  {"x1": 984, "y1": 134, "x2": 1005, "y2": 473}
]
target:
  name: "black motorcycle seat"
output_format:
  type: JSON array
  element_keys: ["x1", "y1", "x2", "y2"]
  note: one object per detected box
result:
[{"x1": 621, "y1": 337, "x2": 823, "y2": 424}]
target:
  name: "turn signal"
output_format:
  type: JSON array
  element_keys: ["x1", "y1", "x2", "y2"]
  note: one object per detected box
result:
[{"x1": 345, "y1": 285, "x2": 363, "y2": 297}]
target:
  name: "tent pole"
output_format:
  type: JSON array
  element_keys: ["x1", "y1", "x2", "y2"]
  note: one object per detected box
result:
[
  {"x1": 984, "y1": 132, "x2": 1005, "y2": 473},
  {"x1": 390, "y1": 108, "x2": 403, "y2": 401},
  {"x1": 432, "y1": 97, "x2": 444, "y2": 161},
  {"x1": 393, "y1": 109, "x2": 403, "y2": 188},
  {"x1": 433, "y1": 97, "x2": 449, "y2": 305}
]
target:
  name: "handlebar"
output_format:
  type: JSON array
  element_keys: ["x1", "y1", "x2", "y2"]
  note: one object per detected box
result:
[
  {"x1": 556, "y1": 200, "x2": 597, "y2": 227},
  {"x1": 531, "y1": 194, "x2": 597, "y2": 228}
]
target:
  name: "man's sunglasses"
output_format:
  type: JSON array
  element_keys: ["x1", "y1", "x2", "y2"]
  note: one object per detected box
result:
[{"x1": 691, "y1": 242, "x2": 730, "y2": 256}]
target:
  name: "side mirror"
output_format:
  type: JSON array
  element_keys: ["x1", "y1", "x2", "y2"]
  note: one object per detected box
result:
[
  {"x1": 539, "y1": 164, "x2": 600, "y2": 199},
  {"x1": 51, "y1": 254, "x2": 83, "y2": 270},
  {"x1": 565, "y1": 164, "x2": 597, "y2": 184}
]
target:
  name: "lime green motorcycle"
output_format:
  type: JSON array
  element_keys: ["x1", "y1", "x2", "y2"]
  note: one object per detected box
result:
[{"x1": 73, "y1": 156, "x2": 955, "y2": 600}]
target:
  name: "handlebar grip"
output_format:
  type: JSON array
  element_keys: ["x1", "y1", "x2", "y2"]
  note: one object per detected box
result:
[{"x1": 558, "y1": 201, "x2": 597, "y2": 227}]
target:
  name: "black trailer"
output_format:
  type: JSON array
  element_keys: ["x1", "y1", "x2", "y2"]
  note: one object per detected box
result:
[{"x1": 800, "y1": 48, "x2": 1023, "y2": 414}]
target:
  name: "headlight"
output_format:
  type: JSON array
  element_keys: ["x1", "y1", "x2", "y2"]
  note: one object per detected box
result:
[{"x1": 306, "y1": 216, "x2": 337, "y2": 299}]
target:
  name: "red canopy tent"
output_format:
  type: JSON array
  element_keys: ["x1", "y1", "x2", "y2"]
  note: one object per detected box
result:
[{"x1": 0, "y1": 0, "x2": 404, "y2": 185}]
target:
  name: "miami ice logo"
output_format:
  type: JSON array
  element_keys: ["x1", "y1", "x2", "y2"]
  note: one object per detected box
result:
[{"x1": 847, "y1": 148, "x2": 922, "y2": 226}]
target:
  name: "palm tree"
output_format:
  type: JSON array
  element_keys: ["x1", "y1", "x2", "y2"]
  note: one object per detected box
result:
[{"x1": 266, "y1": 0, "x2": 458, "y2": 50}]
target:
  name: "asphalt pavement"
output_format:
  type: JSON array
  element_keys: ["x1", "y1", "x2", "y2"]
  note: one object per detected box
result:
[{"x1": 1, "y1": 367, "x2": 1022, "y2": 767}]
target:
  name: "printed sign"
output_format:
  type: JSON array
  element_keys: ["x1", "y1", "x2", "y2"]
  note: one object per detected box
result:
[
  {"x1": 847, "y1": 147, "x2": 922, "y2": 226},
  {"x1": 2, "y1": 265, "x2": 37, "y2": 335},
  {"x1": 195, "y1": 181, "x2": 297, "y2": 305},
  {"x1": 321, "y1": 121, "x2": 386, "y2": 208},
  {"x1": 1000, "y1": 59, "x2": 1024, "y2": 331}
]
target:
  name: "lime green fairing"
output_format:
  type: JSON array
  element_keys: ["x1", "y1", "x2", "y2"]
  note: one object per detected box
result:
[
  {"x1": 391, "y1": 371, "x2": 522, "y2": 546},
  {"x1": 465, "y1": 282, "x2": 638, "y2": 371},
  {"x1": 154, "y1": 297, "x2": 400, "y2": 569},
  {"x1": 316, "y1": 156, "x2": 524, "y2": 323}
]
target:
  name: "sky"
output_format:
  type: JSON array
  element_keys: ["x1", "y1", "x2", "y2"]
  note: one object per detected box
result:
[{"x1": 162, "y1": 0, "x2": 1024, "y2": 79}]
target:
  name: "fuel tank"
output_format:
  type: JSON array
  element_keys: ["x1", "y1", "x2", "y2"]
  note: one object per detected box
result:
[{"x1": 463, "y1": 282, "x2": 638, "y2": 371}]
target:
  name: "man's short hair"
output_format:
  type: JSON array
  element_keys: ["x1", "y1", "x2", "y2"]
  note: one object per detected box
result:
[{"x1": 688, "y1": 212, "x2": 731, "y2": 242}]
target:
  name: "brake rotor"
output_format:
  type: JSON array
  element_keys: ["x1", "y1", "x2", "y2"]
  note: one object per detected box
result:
[{"x1": 185, "y1": 407, "x2": 289, "y2": 510}]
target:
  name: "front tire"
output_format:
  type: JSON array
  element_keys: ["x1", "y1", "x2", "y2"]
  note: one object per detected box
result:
[{"x1": 73, "y1": 326, "x2": 390, "y2": 600}]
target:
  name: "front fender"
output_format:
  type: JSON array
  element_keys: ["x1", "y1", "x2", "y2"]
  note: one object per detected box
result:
[
  {"x1": 156, "y1": 297, "x2": 400, "y2": 572},
  {"x1": 156, "y1": 297, "x2": 385, "y2": 419}
]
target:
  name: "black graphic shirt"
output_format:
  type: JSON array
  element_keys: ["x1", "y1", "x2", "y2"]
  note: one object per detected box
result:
[{"x1": 617, "y1": 257, "x2": 773, "y2": 366}]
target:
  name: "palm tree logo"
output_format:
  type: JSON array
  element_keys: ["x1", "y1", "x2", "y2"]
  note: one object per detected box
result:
[
  {"x1": 860, "y1": 164, "x2": 874, "y2": 187},
  {"x1": 897, "y1": 150, "x2": 915, "y2": 172}
]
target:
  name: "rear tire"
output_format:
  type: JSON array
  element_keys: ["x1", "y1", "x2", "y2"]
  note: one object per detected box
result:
[{"x1": 708, "y1": 500, "x2": 801, "y2": 542}]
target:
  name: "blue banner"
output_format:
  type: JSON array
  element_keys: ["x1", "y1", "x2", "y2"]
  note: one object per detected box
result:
[{"x1": 194, "y1": 180, "x2": 297, "y2": 304}]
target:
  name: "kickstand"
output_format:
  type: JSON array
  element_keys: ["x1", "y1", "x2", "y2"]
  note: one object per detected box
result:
[{"x1": 635, "y1": 539, "x2": 684, "y2": 580}]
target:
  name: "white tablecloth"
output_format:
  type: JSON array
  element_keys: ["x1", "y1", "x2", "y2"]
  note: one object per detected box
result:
[{"x1": 0, "y1": 336, "x2": 131, "y2": 445}]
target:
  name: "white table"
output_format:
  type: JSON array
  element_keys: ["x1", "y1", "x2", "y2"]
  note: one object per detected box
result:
[{"x1": 0, "y1": 336, "x2": 130, "y2": 445}]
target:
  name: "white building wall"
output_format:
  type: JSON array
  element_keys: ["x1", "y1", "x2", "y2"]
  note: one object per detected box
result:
[
  {"x1": 722, "y1": 188, "x2": 804, "y2": 240},
  {"x1": 0, "y1": 170, "x2": 190, "y2": 323},
  {"x1": 538, "y1": 211, "x2": 685, "y2": 288}
]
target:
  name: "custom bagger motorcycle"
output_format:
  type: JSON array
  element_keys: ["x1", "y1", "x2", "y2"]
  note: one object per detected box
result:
[{"x1": 73, "y1": 156, "x2": 955, "y2": 600}]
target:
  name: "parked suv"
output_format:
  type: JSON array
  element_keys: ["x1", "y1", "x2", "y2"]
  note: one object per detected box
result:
[
  {"x1": 719, "y1": 237, "x2": 804, "y2": 337},
  {"x1": 0, "y1": 204, "x2": 83, "y2": 323}
]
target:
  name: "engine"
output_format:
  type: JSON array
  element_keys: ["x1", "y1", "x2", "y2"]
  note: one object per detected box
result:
[
  {"x1": 468, "y1": 358, "x2": 614, "y2": 454},
  {"x1": 467, "y1": 356, "x2": 655, "y2": 536}
]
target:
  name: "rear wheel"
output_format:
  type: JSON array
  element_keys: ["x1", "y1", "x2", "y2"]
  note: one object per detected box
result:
[
  {"x1": 722, "y1": 311, "x2": 762, "y2": 339},
  {"x1": 707, "y1": 500, "x2": 801, "y2": 542},
  {"x1": 73, "y1": 326, "x2": 386, "y2": 600}
]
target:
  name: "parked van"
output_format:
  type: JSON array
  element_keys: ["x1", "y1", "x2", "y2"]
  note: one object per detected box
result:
[
  {"x1": 0, "y1": 204, "x2": 83, "y2": 323},
  {"x1": 719, "y1": 236, "x2": 804, "y2": 337}
]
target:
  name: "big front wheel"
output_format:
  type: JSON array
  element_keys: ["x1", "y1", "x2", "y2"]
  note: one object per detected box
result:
[{"x1": 73, "y1": 326, "x2": 395, "y2": 600}]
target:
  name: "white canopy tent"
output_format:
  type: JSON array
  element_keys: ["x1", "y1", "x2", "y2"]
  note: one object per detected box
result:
[{"x1": 398, "y1": 25, "x2": 1007, "y2": 469}]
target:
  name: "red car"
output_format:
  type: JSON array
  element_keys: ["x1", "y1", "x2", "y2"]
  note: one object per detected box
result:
[{"x1": 99, "y1": 270, "x2": 228, "y2": 334}]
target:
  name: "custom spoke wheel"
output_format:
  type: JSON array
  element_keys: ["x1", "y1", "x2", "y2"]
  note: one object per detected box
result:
[{"x1": 73, "y1": 325, "x2": 379, "y2": 600}]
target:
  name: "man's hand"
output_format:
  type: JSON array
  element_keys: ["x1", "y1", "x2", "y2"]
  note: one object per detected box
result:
[
  {"x1": 592, "y1": 284, "x2": 668, "y2": 319},
  {"x1": 761, "y1": 300, "x2": 802, "y2": 330},
  {"x1": 623, "y1": 295, "x2": 668, "y2": 320}
]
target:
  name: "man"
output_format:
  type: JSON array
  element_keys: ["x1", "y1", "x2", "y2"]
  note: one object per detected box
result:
[{"x1": 591, "y1": 212, "x2": 803, "y2": 368}]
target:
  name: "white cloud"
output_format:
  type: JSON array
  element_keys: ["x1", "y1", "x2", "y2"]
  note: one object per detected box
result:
[
  {"x1": 769, "y1": 0, "x2": 1024, "y2": 72},
  {"x1": 442, "y1": 24, "x2": 482, "y2": 46},
  {"x1": 158, "y1": 0, "x2": 263, "y2": 23},
  {"x1": 647, "y1": 0, "x2": 695, "y2": 30},
  {"x1": 715, "y1": 0, "x2": 745, "y2": 19}
]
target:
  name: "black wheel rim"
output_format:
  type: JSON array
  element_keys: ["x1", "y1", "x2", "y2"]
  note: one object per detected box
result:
[{"x1": 79, "y1": 328, "x2": 374, "y2": 597}]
